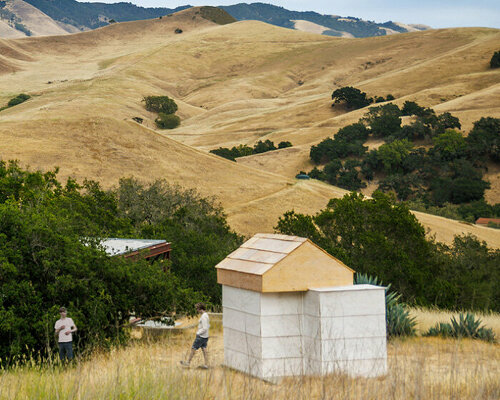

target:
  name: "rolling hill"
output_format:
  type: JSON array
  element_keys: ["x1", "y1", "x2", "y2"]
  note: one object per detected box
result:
[
  {"x1": 0, "y1": 7, "x2": 499, "y2": 247},
  {"x1": 1, "y1": 0, "x2": 429, "y2": 38}
]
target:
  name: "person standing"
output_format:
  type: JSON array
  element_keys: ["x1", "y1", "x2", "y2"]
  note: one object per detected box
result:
[
  {"x1": 54, "y1": 307, "x2": 77, "y2": 362},
  {"x1": 180, "y1": 303, "x2": 210, "y2": 369}
]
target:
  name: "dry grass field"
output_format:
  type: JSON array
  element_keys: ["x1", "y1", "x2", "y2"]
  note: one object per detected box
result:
[
  {"x1": 0, "y1": 310, "x2": 499, "y2": 400},
  {"x1": 0, "y1": 7, "x2": 499, "y2": 245}
]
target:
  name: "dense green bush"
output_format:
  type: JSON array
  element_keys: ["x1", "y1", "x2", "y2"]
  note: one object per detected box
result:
[
  {"x1": 210, "y1": 144, "x2": 253, "y2": 161},
  {"x1": 210, "y1": 140, "x2": 291, "y2": 161},
  {"x1": 253, "y1": 140, "x2": 276, "y2": 154},
  {"x1": 278, "y1": 141, "x2": 293, "y2": 149},
  {"x1": 425, "y1": 313, "x2": 496, "y2": 343},
  {"x1": 143, "y1": 95, "x2": 178, "y2": 114},
  {"x1": 155, "y1": 112, "x2": 180, "y2": 129},
  {"x1": 6, "y1": 93, "x2": 31, "y2": 107},
  {"x1": 490, "y1": 50, "x2": 500, "y2": 68}
]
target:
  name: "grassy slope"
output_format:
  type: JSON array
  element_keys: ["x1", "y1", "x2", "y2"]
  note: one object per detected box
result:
[
  {"x1": 0, "y1": 7, "x2": 499, "y2": 245},
  {"x1": 0, "y1": 311, "x2": 499, "y2": 399}
]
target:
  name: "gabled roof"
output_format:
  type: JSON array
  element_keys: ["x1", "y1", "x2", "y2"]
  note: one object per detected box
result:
[
  {"x1": 216, "y1": 234, "x2": 308, "y2": 275},
  {"x1": 216, "y1": 233, "x2": 354, "y2": 293}
]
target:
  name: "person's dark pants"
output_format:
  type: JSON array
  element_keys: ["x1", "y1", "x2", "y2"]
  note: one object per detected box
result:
[{"x1": 58, "y1": 341, "x2": 73, "y2": 361}]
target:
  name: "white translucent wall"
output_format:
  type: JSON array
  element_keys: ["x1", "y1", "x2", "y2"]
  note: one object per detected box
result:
[
  {"x1": 304, "y1": 285, "x2": 387, "y2": 377},
  {"x1": 222, "y1": 284, "x2": 387, "y2": 380}
]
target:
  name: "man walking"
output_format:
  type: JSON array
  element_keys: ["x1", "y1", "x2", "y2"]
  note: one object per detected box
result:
[
  {"x1": 180, "y1": 303, "x2": 210, "y2": 369},
  {"x1": 54, "y1": 307, "x2": 77, "y2": 362}
]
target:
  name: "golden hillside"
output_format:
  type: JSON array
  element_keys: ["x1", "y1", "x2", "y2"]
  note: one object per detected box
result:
[{"x1": 0, "y1": 7, "x2": 499, "y2": 246}]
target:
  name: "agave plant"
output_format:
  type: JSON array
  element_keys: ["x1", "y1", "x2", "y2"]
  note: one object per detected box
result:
[
  {"x1": 425, "y1": 312, "x2": 496, "y2": 343},
  {"x1": 354, "y1": 273, "x2": 416, "y2": 338}
]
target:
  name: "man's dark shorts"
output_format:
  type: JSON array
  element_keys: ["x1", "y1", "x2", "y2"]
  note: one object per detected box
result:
[{"x1": 192, "y1": 335, "x2": 208, "y2": 350}]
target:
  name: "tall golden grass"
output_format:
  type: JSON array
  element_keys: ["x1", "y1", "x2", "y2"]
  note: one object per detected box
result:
[{"x1": 1, "y1": 309, "x2": 499, "y2": 399}]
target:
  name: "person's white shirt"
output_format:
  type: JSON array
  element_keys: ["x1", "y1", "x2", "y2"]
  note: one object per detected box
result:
[
  {"x1": 196, "y1": 312, "x2": 210, "y2": 338},
  {"x1": 54, "y1": 317, "x2": 76, "y2": 343}
]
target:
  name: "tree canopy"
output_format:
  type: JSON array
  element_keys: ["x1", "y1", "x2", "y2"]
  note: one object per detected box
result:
[
  {"x1": 143, "y1": 96, "x2": 178, "y2": 115},
  {"x1": 331, "y1": 86, "x2": 372, "y2": 109},
  {"x1": 0, "y1": 161, "x2": 241, "y2": 363},
  {"x1": 275, "y1": 192, "x2": 500, "y2": 311}
]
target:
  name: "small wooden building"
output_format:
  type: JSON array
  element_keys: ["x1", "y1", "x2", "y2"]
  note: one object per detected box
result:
[
  {"x1": 476, "y1": 218, "x2": 500, "y2": 227},
  {"x1": 100, "y1": 238, "x2": 171, "y2": 262},
  {"x1": 216, "y1": 233, "x2": 387, "y2": 380}
]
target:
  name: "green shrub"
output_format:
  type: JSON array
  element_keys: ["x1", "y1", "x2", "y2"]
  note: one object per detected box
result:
[
  {"x1": 7, "y1": 93, "x2": 30, "y2": 107},
  {"x1": 490, "y1": 50, "x2": 500, "y2": 68},
  {"x1": 278, "y1": 141, "x2": 292, "y2": 149},
  {"x1": 143, "y1": 95, "x2": 178, "y2": 114},
  {"x1": 253, "y1": 140, "x2": 276, "y2": 154},
  {"x1": 354, "y1": 273, "x2": 416, "y2": 338},
  {"x1": 425, "y1": 313, "x2": 496, "y2": 343},
  {"x1": 155, "y1": 113, "x2": 180, "y2": 129}
]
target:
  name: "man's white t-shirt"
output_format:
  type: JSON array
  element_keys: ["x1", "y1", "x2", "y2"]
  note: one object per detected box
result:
[
  {"x1": 54, "y1": 318, "x2": 75, "y2": 343},
  {"x1": 196, "y1": 312, "x2": 210, "y2": 338}
]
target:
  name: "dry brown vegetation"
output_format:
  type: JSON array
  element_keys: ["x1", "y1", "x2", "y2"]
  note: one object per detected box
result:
[
  {"x1": 1, "y1": 311, "x2": 499, "y2": 399},
  {"x1": 0, "y1": 7, "x2": 499, "y2": 245}
]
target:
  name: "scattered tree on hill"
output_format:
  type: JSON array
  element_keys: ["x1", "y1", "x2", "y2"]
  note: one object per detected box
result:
[
  {"x1": 401, "y1": 101, "x2": 426, "y2": 117},
  {"x1": 490, "y1": 50, "x2": 500, "y2": 68},
  {"x1": 253, "y1": 140, "x2": 276, "y2": 154},
  {"x1": 310, "y1": 123, "x2": 369, "y2": 164},
  {"x1": 430, "y1": 159, "x2": 490, "y2": 205},
  {"x1": 435, "y1": 112, "x2": 461, "y2": 135},
  {"x1": 377, "y1": 139, "x2": 413, "y2": 173},
  {"x1": 430, "y1": 129, "x2": 467, "y2": 161},
  {"x1": 378, "y1": 173, "x2": 422, "y2": 201},
  {"x1": 363, "y1": 103, "x2": 401, "y2": 137},
  {"x1": 143, "y1": 96, "x2": 178, "y2": 115},
  {"x1": 331, "y1": 86, "x2": 372, "y2": 109},
  {"x1": 6, "y1": 93, "x2": 30, "y2": 108},
  {"x1": 278, "y1": 141, "x2": 293, "y2": 149},
  {"x1": 155, "y1": 113, "x2": 181, "y2": 129},
  {"x1": 210, "y1": 140, "x2": 292, "y2": 161},
  {"x1": 466, "y1": 117, "x2": 500, "y2": 162},
  {"x1": 336, "y1": 160, "x2": 366, "y2": 191}
]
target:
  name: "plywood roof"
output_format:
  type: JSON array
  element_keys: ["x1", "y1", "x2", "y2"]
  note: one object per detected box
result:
[
  {"x1": 216, "y1": 233, "x2": 354, "y2": 292},
  {"x1": 217, "y1": 234, "x2": 306, "y2": 275}
]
